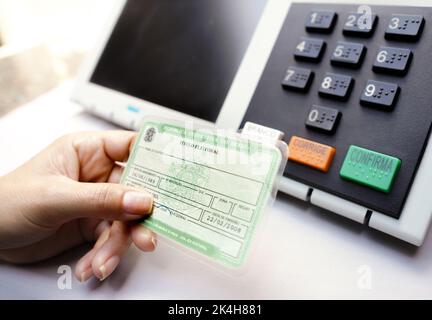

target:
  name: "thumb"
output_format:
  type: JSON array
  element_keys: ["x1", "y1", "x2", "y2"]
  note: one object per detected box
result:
[{"x1": 44, "y1": 180, "x2": 154, "y2": 224}]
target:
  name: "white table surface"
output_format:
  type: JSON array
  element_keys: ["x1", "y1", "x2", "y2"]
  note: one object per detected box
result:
[{"x1": 0, "y1": 82, "x2": 431, "y2": 300}]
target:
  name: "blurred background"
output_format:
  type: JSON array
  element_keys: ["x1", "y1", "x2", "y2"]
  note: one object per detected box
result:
[{"x1": 0, "y1": 0, "x2": 115, "y2": 117}]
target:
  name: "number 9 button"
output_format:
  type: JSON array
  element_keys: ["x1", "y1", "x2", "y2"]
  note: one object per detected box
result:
[
  {"x1": 373, "y1": 46, "x2": 412, "y2": 76},
  {"x1": 360, "y1": 80, "x2": 400, "y2": 110}
]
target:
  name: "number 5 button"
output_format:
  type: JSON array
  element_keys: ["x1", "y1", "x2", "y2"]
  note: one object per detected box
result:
[
  {"x1": 331, "y1": 41, "x2": 366, "y2": 68},
  {"x1": 373, "y1": 46, "x2": 412, "y2": 76},
  {"x1": 360, "y1": 80, "x2": 400, "y2": 110}
]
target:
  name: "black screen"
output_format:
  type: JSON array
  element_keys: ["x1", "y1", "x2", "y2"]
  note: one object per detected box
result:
[{"x1": 90, "y1": 0, "x2": 267, "y2": 122}]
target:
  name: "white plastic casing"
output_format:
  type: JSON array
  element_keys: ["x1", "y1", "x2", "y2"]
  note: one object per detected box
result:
[{"x1": 72, "y1": 0, "x2": 432, "y2": 246}]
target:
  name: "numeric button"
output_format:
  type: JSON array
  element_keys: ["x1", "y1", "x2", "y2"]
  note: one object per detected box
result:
[
  {"x1": 306, "y1": 105, "x2": 342, "y2": 134},
  {"x1": 343, "y1": 12, "x2": 378, "y2": 37},
  {"x1": 305, "y1": 11, "x2": 337, "y2": 33},
  {"x1": 294, "y1": 38, "x2": 326, "y2": 62},
  {"x1": 318, "y1": 73, "x2": 354, "y2": 101},
  {"x1": 360, "y1": 80, "x2": 400, "y2": 110},
  {"x1": 372, "y1": 47, "x2": 412, "y2": 76},
  {"x1": 281, "y1": 67, "x2": 314, "y2": 92},
  {"x1": 385, "y1": 14, "x2": 425, "y2": 41},
  {"x1": 330, "y1": 41, "x2": 366, "y2": 69}
]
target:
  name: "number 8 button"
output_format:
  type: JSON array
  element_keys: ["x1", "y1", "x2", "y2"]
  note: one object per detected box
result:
[{"x1": 318, "y1": 72, "x2": 354, "y2": 101}]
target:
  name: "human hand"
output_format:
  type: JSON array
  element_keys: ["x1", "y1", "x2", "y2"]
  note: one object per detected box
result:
[{"x1": 0, "y1": 131, "x2": 156, "y2": 282}]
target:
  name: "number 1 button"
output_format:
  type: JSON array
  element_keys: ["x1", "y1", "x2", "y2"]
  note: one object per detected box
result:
[{"x1": 305, "y1": 11, "x2": 337, "y2": 33}]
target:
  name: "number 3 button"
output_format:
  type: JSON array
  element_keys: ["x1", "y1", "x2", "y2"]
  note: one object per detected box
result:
[{"x1": 385, "y1": 14, "x2": 425, "y2": 41}]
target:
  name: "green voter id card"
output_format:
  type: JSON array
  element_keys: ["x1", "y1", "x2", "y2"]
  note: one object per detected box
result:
[{"x1": 121, "y1": 119, "x2": 284, "y2": 268}]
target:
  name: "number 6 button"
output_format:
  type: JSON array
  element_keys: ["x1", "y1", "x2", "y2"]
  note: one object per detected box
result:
[
  {"x1": 360, "y1": 80, "x2": 400, "y2": 110},
  {"x1": 373, "y1": 46, "x2": 412, "y2": 76}
]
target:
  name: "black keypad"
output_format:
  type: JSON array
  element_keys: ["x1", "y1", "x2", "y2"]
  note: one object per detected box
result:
[
  {"x1": 281, "y1": 67, "x2": 314, "y2": 92},
  {"x1": 343, "y1": 12, "x2": 378, "y2": 37},
  {"x1": 385, "y1": 14, "x2": 425, "y2": 41},
  {"x1": 242, "y1": 3, "x2": 432, "y2": 219},
  {"x1": 305, "y1": 105, "x2": 342, "y2": 133},
  {"x1": 305, "y1": 11, "x2": 337, "y2": 33},
  {"x1": 330, "y1": 41, "x2": 366, "y2": 68},
  {"x1": 360, "y1": 80, "x2": 400, "y2": 110},
  {"x1": 294, "y1": 38, "x2": 326, "y2": 62},
  {"x1": 318, "y1": 73, "x2": 354, "y2": 101},
  {"x1": 372, "y1": 46, "x2": 412, "y2": 76}
]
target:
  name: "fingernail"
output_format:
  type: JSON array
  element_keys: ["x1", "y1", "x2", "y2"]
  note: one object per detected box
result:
[
  {"x1": 79, "y1": 269, "x2": 93, "y2": 283},
  {"x1": 151, "y1": 235, "x2": 157, "y2": 249},
  {"x1": 140, "y1": 228, "x2": 157, "y2": 250},
  {"x1": 123, "y1": 191, "x2": 153, "y2": 215},
  {"x1": 98, "y1": 255, "x2": 120, "y2": 281}
]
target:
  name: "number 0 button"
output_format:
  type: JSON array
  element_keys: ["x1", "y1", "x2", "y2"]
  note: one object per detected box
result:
[
  {"x1": 318, "y1": 73, "x2": 354, "y2": 101},
  {"x1": 306, "y1": 105, "x2": 342, "y2": 134},
  {"x1": 360, "y1": 80, "x2": 400, "y2": 110}
]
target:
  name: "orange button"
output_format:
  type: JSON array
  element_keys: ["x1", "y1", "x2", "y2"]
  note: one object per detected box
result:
[{"x1": 288, "y1": 136, "x2": 336, "y2": 172}]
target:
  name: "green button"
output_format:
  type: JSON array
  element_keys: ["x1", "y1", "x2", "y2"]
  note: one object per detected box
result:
[{"x1": 340, "y1": 145, "x2": 401, "y2": 193}]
